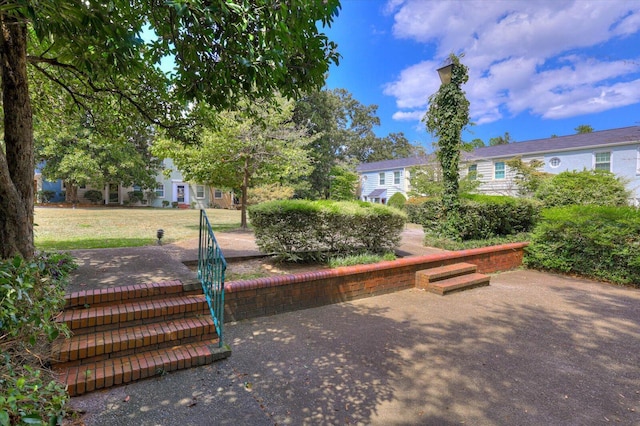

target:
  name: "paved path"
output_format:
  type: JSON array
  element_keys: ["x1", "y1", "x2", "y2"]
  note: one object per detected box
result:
[
  {"x1": 68, "y1": 270, "x2": 640, "y2": 425},
  {"x1": 66, "y1": 225, "x2": 444, "y2": 293}
]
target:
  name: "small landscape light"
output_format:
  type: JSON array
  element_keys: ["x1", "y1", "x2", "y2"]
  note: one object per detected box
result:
[{"x1": 157, "y1": 229, "x2": 164, "y2": 245}]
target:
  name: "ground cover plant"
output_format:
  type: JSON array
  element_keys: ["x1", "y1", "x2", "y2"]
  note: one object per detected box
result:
[
  {"x1": 0, "y1": 252, "x2": 77, "y2": 425},
  {"x1": 34, "y1": 208, "x2": 242, "y2": 250}
]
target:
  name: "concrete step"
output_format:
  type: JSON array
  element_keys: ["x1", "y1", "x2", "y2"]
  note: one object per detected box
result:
[{"x1": 425, "y1": 272, "x2": 490, "y2": 295}]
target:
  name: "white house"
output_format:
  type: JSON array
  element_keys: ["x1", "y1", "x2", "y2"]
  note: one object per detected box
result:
[
  {"x1": 44, "y1": 158, "x2": 237, "y2": 209},
  {"x1": 356, "y1": 126, "x2": 640, "y2": 205},
  {"x1": 462, "y1": 126, "x2": 640, "y2": 204},
  {"x1": 356, "y1": 156, "x2": 431, "y2": 203}
]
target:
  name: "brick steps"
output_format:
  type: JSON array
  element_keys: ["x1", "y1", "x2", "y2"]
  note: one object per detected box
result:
[
  {"x1": 53, "y1": 280, "x2": 230, "y2": 396},
  {"x1": 416, "y1": 262, "x2": 490, "y2": 295}
]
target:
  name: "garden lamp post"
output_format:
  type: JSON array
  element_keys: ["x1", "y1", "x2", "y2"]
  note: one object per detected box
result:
[{"x1": 424, "y1": 53, "x2": 470, "y2": 240}]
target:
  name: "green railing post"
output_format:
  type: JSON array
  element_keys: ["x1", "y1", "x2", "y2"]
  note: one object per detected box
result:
[{"x1": 197, "y1": 209, "x2": 227, "y2": 347}]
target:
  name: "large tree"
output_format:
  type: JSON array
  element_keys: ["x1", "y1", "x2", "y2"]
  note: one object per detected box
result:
[
  {"x1": 293, "y1": 88, "x2": 421, "y2": 198},
  {"x1": 153, "y1": 98, "x2": 315, "y2": 228},
  {"x1": 0, "y1": 0, "x2": 341, "y2": 259}
]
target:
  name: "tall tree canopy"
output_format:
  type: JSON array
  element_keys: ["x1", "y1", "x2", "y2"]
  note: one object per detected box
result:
[
  {"x1": 0, "y1": 0, "x2": 341, "y2": 259},
  {"x1": 489, "y1": 131, "x2": 514, "y2": 146},
  {"x1": 153, "y1": 98, "x2": 315, "y2": 229},
  {"x1": 293, "y1": 88, "x2": 421, "y2": 199},
  {"x1": 575, "y1": 124, "x2": 594, "y2": 134}
]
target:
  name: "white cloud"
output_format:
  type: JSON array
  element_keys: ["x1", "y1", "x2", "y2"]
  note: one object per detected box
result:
[{"x1": 384, "y1": 0, "x2": 640, "y2": 126}]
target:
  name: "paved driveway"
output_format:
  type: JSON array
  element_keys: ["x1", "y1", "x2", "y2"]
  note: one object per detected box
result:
[{"x1": 68, "y1": 270, "x2": 640, "y2": 425}]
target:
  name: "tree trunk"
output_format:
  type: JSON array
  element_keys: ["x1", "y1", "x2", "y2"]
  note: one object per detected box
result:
[
  {"x1": 0, "y1": 16, "x2": 34, "y2": 259},
  {"x1": 240, "y1": 157, "x2": 249, "y2": 229}
]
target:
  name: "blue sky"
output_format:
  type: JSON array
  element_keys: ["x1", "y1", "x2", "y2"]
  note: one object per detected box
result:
[{"x1": 323, "y1": 0, "x2": 640, "y2": 152}]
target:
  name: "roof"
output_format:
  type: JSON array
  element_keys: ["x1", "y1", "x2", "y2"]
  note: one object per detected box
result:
[
  {"x1": 367, "y1": 188, "x2": 387, "y2": 198},
  {"x1": 465, "y1": 125, "x2": 640, "y2": 160},
  {"x1": 356, "y1": 155, "x2": 432, "y2": 173}
]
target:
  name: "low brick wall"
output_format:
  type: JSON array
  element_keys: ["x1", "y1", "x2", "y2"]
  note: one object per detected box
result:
[{"x1": 224, "y1": 242, "x2": 527, "y2": 322}]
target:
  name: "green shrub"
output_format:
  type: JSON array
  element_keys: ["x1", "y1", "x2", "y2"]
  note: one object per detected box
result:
[
  {"x1": 535, "y1": 169, "x2": 630, "y2": 207},
  {"x1": 408, "y1": 195, "x2": 540, "y2": 240},
  {"x1": 162, "y1": 200, "x2": 170, "y2": 208},
  {"x1": 249, "y1": 200, "x2": 407, "y2": 261},
  {"x1": 387, "y1": 192, "x2": 406, "y2": 209},
  {"x1": 128, "y1": 190, "x2": 144, "y2": 204},
  {"x1": 0, "y1": 252, "x2": 77, "y2": 425},
  {"x1": 83, "y1": 189, "x2": 103, "y2": 204},
  {"x1": 525, "y1": 206, "x2": 640, "y2": 285},
  {"x1": 37, "y1": 190, "x2": 57, "y2": 203}
]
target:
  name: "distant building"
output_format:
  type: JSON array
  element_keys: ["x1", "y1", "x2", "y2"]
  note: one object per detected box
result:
[
  {"x1": 356, "y1": 156, "x2": 431, "y2": 204},
  {"x1": 357, "y1": 125, "x2": 640, "y2": 205},
  {"x1": 35, "y1": 158, "x2": 238, "y2": 209}
]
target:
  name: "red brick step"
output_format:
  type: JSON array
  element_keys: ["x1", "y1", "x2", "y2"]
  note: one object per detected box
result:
[
  {"x1": 53, "y1": 280, "x2": 231, "y2": 396},
  {"x1": 416, "y1": 262, "x2": 490, "y2": 295}
]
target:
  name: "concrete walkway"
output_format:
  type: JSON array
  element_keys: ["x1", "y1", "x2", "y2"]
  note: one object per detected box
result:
[{"x1": 65, "y1": 228, "x2": 640, "y2": 425}]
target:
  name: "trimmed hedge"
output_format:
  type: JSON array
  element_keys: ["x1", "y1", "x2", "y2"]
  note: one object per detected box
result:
[
  {"x1": 535, "y1": 169, "x2": 630, "y2": 207},
  {"x1": 406, "y1": 194, "x2": 541, "y2": 240},
  {"x1": 525, "y1": 206, "x2": 640, "y2": 286},
  {"x1": 248, "y1": 200, "x2": 407, "y2": 261}
]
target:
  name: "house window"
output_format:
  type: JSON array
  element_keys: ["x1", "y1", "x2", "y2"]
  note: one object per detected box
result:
[
  {"x1": 394, "y1": 171, "x2": 401, "y2": 185},
  {"x1": 196, "y1": 185, "x2": 205, "y2": 199},
  {"x1": 494, "y1": 162, "x2": 505, "y2": 179},
  {"x1": 155, "y1": 183, "x2": 164, "y2": 198},
  {"x1": 214, "y1": 189, "x2": 223, "y2": 199},
  {"x1": 549, "y1": 157, "x2": 561, "y2": 168},
  {"x1": 468, "y1": 164, "x2": 477, "y2": 180},
  {"x1": 594, "y1": 152, "x2": 611, "y2": 171},
  {"x1": 379, "y1": 172, "x2": 385, "y2": 185}
]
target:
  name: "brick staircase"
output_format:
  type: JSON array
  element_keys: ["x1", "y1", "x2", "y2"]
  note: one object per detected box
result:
[
  {"x1": 52, "y1": 280, "x2": 231, "y2": 396},
  {"x1": 416, "y1": 262, "x2": 490, "y2": 295}
]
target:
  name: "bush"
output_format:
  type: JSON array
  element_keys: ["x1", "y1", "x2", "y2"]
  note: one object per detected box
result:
[
  {"x1": 37, "y1": 190, "x2": 56, "y2": 203},
  {"x1": 387, "y1": 192, "x2": 406, "y2": 209},
  {"x1": 0, "y1": 252, "x2": 77, "y2": 425},
  {"x1": 408, "y1": 195, "x2": 541, "y2": 240},
  {"x1": 535, "y1": 169, "x2": 630, "y2": 207},
  {"x1": 525, "y1": 206, "x2": 640, "y2": 285},
  {"x1": 162, "y1": 200, "x2": 170, "y2": 208},
  {"x1": 127, "y1": 190, "x2": 144, "y2": 204},
  {"x1": 249, "y1": 200, "x2": 407, "y2": 261},
  {"x1": 83, "y1": 189, "x2": 103, "y2": 204},
  {"x1": 405, "y1": 196, "x2": 433, "y2": 224}
]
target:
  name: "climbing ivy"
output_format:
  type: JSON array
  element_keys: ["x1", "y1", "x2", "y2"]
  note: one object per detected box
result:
[{"x1": 423, "y1": 53, "x2": 470, "y2": 239}]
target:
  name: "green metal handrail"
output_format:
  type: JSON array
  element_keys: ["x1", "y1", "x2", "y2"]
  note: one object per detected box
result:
[{"x1": 198, "y1": 209, "x2": 227, "y2": 347}]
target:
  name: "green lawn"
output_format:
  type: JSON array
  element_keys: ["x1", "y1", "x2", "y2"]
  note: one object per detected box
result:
[{"x1": 34, "y1": 207, "x2": 243, "y2": 250}]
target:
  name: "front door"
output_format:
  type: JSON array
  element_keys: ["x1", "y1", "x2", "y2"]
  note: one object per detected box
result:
[{"x1": 173, "y1": 183, "x2": 189, "y2": 204}]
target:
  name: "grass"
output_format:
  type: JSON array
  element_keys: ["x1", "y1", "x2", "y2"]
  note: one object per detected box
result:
[
  {"x1": 423, "y1": 232, "x2": 530, "y2": 251},
  {"x1": 34, "y1": 207, "x2": 243, "y2": 250},
  {"x1": 327, "y1": 252, "x2": 396, "y2": 268}
]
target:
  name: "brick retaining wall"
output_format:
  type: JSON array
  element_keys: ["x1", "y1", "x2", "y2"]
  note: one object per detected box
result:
[{"x1": 224, "y1": 242, "x2": 527, "y2": 322}]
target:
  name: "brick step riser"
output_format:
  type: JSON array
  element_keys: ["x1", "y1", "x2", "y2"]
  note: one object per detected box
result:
[
  {"x1": 55, "y1": 334, "x2": 220, "y2": 370},
  {"x1": 57, "y1": 340, "x2": 228, "y2": 397},
  {"x1": 53, "y1": 322, "x2": 217, "y2": 365},
  {"x1": 60, "y1": 300, "x2": 210, "y2": 335},
  {"x1": 427, "y1": 275, "x2": 491, "y2": 296},
  {"x1": 63, "y1": 281, "x2": 203, "y2": 310}
]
